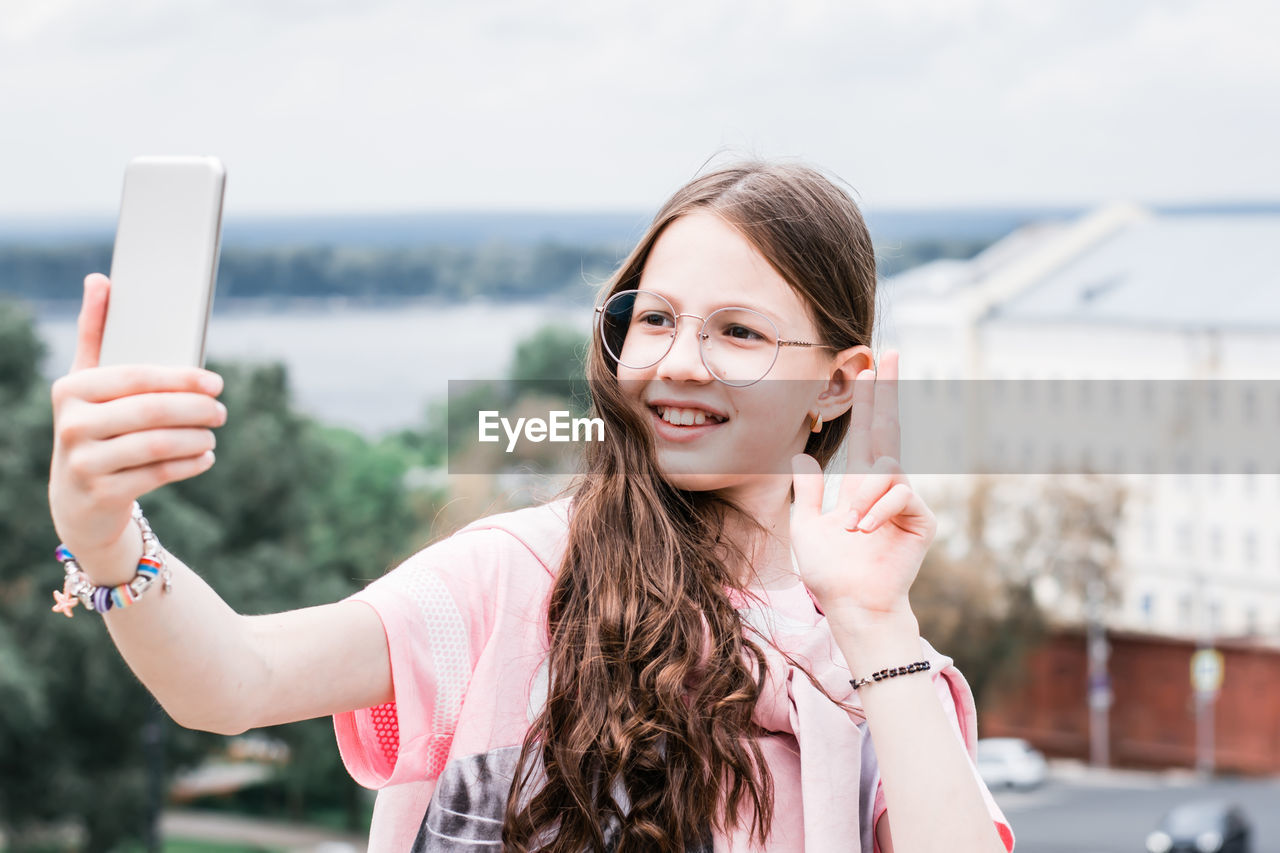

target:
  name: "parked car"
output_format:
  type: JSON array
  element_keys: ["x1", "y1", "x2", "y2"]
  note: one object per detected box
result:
[
  {"x1": 975, "y1": 737, "x2": 1048, "y2": 790},
  {"x1": 1145, "y1": 800, "x2": 1252, "y2": 853}
]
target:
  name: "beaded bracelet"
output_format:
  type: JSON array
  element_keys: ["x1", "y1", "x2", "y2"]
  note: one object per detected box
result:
[
  {"x1": 849, "y1": 659, "x2": 931, "y2": 690},
  {"x1": 51, "y1": 501, "x2": 171, "y2": 618}
]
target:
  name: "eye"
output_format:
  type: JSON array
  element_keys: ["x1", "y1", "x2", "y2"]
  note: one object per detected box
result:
[
  {"x1": 724, "y1": 323, "x2": 766, "y2": 342},
  {"x1": 636, "y1": 311, "x2": 674, "y2": 329}
]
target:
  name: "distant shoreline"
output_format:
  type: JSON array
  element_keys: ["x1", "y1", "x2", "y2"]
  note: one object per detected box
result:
[{"x1": 17, "y1": 292, "x2": 595, "y2": 319}]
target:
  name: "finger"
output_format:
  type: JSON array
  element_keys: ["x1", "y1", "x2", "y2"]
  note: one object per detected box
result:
[
  {"x1": 102, "y1": 450, "x2": 217, "y2": 500},
  {"x1": 791, "y1": 453, "x2": 825, "y2": 524},
  {"x1": 838, "y1": 371, "x2": 883, "y2": 507},
  {"x1": 55, "y1": 364, "x2": 223, "y2": 405},
  {"x1": 841, "y1": 458, "x2": 906, "y2": 530},
  {"x1": 845, "y1": 367, "x2": 877, "y2": 471},
  {"x1": 872, "y1": 350, "x2": 901, "y2": 462},
  {"x1": 76, "y1": 428, "x2": 218, "y2": 476},
  {"x1": 856, "y1": 482, "x2": 927, "y2": 534},
  {"x1": 75, "y1": 392, "x2": 227, "y2": 441},
  {"x1": 71, "y1": 274, "x2": 111, "y2": 372}
]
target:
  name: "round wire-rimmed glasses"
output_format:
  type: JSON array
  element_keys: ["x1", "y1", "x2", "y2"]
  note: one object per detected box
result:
[{"x1": 595, "y1": 288, "x2": 833, "y2": 387}]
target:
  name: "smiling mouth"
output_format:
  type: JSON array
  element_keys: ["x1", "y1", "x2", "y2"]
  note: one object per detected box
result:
[{"x1": 652, "y1": 405, "x2": 729, "y2": 426}]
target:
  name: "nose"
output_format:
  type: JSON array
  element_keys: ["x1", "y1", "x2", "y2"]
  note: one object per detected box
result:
[{"x1": 655, "y1": 314, "x2": 713, "y2": 383}]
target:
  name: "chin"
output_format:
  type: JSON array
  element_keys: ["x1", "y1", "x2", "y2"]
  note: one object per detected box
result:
[
  {"x1": 660, "y1": 471, "x2": 741, "y2": 492},
  {"x1": 651, "y1": 451, "x2": 735, "y2": 492}
]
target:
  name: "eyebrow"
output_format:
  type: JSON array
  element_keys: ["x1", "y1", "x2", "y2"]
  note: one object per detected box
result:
[{"x1": 640, "y1": 286, "x2": 790, "y2": 324}]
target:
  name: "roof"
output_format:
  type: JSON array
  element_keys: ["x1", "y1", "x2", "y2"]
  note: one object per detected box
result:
[
  {"x1": 985, "y1": 215, "x2": 1280, "y2": 331},
  {"x1": 883, "y1": 221, "x2": 1071, "y2": 303}
]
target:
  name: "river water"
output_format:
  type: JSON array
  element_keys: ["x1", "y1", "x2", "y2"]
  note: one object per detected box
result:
[{"x1": 33, "y1": 298, "x2": 593, "y2": 438}]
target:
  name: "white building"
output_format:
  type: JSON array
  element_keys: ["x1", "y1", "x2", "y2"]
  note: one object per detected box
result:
[{"x1": 879, "y1": 203, "x2": 1280, "y2": 644}]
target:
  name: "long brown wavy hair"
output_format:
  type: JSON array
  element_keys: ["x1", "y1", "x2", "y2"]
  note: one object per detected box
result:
[{"x1": 501, "y1": 159, "x2": 878, "y2": 852}]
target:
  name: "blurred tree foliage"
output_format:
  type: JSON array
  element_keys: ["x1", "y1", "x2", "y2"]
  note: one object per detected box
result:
[
  {"x1": 913, "y1": 474, "x2": 1126, "y2": 706},
  {"x1": 392, "y1": 323, "x2": 590, "y2": 464},
  {"x1": 0, "y1": 297, "x2": 433, "y2": 850},
  {"x1": 0, "y1": 242, "x2": 621, "y2": 304},
  {"x1": 874, "y1": 237, "x2": 991, "y2": 279},
  {"x1": 0, "y1": 238, "x2": 990, "y2": 305}
]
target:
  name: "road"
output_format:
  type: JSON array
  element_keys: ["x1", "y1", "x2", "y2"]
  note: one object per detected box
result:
[
  {"x1": 993, "y1": 761, "x2": 1280, "y2": 853},
  {"x1": 161, "y1": 809, "x2": 367, "y2": 852}
]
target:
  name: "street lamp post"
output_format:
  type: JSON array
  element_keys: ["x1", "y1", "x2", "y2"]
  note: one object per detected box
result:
[
  {"x1": 1192, "y1": 573, "x2": 1222, "y2": 777},
  {"x1": 1086, "y1": 577, "x2": 1111, "y2": 767}
]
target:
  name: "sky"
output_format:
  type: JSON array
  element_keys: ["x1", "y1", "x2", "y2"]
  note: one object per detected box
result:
[{"x1": 2, "y1": 0, "x2": 1277, "y2": 217}]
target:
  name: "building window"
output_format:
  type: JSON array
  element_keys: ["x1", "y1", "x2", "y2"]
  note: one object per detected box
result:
[
  {"x1": 1177, "y1": 523, "x2": 1193, "y2": 554},
  {"x1": 1179, "y1": 595, "x2": 1194, "y2": 632},
  {"x1": 1244, "y1": 531, "x2": 1258, "y2": 566},
  {"x1": 1210, "y1": 527, "x2": 1223, "y2": 560},
  {"x1": 1140, "y1": 593, "x2": 1155, "y2": 625}
]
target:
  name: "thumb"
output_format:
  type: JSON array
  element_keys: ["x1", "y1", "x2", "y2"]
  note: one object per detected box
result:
[
  {"x1": 71, "y1": 273, "x2": 110, "y2": 372},
  {"x1": 790, "y1": 453, "x2": 825, "y2": 524}
]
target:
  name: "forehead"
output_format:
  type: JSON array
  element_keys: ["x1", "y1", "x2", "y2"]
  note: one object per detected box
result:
[{"x1": 638, "y1": 211, "x2": 811, "y2": 323}]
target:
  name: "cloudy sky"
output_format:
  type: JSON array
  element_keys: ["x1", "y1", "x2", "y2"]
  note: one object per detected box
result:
[{"x1": 2, "y1": 0, "x2": 1277, "y2": 216}]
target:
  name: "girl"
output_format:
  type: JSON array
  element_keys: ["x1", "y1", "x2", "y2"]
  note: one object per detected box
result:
[{"x1": 48, "y1": 160, "x2": 1014, "y2": 852}]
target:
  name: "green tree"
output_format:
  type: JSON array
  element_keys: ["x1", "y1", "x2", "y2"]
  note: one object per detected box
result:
[
  {"x1": 509, "y1": 324, "x2": 590, "y2": 415},
  {"x1": 0, "y1": 296, "x2": 216, "y2": 851},
  {"x1": 0, "y1": 297, "x2": 426, "y2": 849}
]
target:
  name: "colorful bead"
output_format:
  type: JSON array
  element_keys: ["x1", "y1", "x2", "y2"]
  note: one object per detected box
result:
[{"x1": 51, "y1": 502, "x2": 170, "y2": 619}]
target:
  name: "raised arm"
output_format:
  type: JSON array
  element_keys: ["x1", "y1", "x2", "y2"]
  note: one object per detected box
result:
[
  {"x1": 48, "y1": 273, "x2": 392, "y2": 735},
  {"x1": 790, "y1": 351, "x2": 1009, "y2": 853}
]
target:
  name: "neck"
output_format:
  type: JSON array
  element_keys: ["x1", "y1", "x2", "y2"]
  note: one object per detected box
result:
[{"x1": 717, "y1": 475, "x2": 801, "y2": 590}]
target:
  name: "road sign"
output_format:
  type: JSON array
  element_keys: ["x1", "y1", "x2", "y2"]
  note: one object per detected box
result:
[
  {"x1": 1191, "y1": 648, "x2": 1224, "y2": 694},
  {"x1": 1088, "y1": 673, "x2": 1112, "y2": 710}
]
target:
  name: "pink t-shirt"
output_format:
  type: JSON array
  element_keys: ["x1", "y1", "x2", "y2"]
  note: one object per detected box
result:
[{"x1": 333, "y1": 498, "x2": 1014, "y2": 852}]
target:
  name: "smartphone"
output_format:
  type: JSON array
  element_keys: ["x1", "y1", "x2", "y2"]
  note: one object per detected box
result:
[{"x1": 99, "y1": 156, "x2": 226, "y2": 368}]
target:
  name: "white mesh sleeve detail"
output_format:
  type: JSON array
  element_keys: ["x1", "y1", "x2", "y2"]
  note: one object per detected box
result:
[{"x1": 404, "y1": 561, "x2": 473, "y2": 735}]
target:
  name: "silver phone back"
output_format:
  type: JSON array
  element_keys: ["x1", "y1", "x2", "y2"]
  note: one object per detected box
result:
[{"x1": 100, "y1": 156, "x2": 226, "y2": 367}]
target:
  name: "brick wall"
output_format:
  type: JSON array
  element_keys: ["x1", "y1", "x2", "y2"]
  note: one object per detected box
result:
[{"x1": 979, "y1": 629, "x2": 1280, "y2": 774}]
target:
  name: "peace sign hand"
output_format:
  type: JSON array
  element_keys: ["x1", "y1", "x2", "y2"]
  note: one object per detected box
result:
[{"x1": 789, "y1": 350, "x2": 936, "y2": 624}]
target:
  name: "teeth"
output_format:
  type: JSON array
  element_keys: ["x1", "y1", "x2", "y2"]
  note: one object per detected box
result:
[{"x1": 657, "y1": 406, "x2": 723, "y2": 425}]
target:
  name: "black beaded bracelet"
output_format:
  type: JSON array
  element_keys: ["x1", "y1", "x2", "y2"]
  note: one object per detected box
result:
[{"x1": 849, "y1": 659, "x2": 931, "y2": 690}]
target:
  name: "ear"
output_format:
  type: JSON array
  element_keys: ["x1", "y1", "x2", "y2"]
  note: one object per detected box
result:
[{"x1": 814, "y1": 344, "x2": 873, "y2": 422}]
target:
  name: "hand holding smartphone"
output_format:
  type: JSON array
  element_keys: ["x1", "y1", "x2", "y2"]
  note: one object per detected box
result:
[{"x1": 48, "y1": 157, "x2": 229, "y2": 576}]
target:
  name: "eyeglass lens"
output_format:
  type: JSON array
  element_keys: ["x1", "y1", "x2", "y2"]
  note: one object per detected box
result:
[{"x1": 599, "y1": 289, "x2": 781, "y2": 386}]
